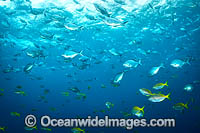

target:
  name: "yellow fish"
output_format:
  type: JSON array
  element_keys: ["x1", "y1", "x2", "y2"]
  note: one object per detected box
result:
[
  {"x1": 173, "y1": 103, "x2": 188, "y2": 111},
  {"x1": 132, "y1": 106, "x2": 145, "y2": 117},
  {"x1": 62, "y1": 92, "x2": 69, "y2": 96},
  {"x1": 0, "y1": 127, "x2": 6, "y2": 132},
  {"x1": 105, "y1": 102, "x2": 114, "y2": 109},
  {"x1": 71, "y1": 128, "x2": 85, "y2": 133},
  {"x1": 41, "y1": 127, "x2": 52, "y2": 131},
  {"x1": 10, "y1": 112, "x2": 20, "y2": 117},
  {"x1": 153, "y1": 81, "x2": 168, "y2": 90},
  {"x1": 120, "y1": 111, "x2": 132, "y2": 117},
  {"x1": 148, "y1": 93, "x2": 170, "y2": 102},
  {"x1": 14, "y1": 90, "x2": 26, "y2": 96},
  {"x1": 76, "y1": 93, "x2": 86, "y2": 100},
  {"x1": 24, "y1": 126, "x2": 37, "y2": 131},
  {"x1": 139, "y1": 88, "x2": 153, "y2": 96}
]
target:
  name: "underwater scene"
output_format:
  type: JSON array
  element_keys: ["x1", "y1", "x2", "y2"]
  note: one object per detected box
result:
[{"x1": 0, "y1": 0, "x2": 200, "y2": 133}]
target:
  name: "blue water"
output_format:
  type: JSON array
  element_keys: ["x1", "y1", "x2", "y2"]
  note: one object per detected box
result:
[{"x1": 0, "y1": 0, "x2": 200, "y2": 133}]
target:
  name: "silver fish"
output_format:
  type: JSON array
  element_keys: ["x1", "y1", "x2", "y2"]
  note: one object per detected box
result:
[
  {"x1": 113, "y1": 71, "x2": 125, "y2": 84},
  {"x1": 170, "y1": 59, "x2": 190, "y2": 68},
  {"x1": 62, "y1": 50, "x2": 83, "y2": 59},
  {"x1": 24, "y1": 63, "x2": 34, "y2": 73},
  {"x1": 123, "y1": 59, "x2": 142, "y2": 68},
  {"x1": 149, "y1": 63, "x2": 164, "y2": 76}
]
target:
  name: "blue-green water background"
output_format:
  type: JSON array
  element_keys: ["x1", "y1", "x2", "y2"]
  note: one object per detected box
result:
[{"x1": 0, "y1": 0, "x2": 200, "y2": 133}]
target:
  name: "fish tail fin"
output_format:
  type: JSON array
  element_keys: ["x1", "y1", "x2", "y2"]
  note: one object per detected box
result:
[
  {"x1": 165, "y1": 81, "x2": 168, "y2": 86},
  {"x1": 141, "y1": 106, "x2": 145, "y2": 114},
  {"x1": 79, "y1": 50, "x2": 83, "y2": 56},
  {"x1": 185, "y1": 103, "x2": 189, "y2": 109},
  {"x1": 160, "y1": 63, "x2": 165, "y2": 68},
  {"x1": 149, "y1": 92, "x2": 154, "y2": 96},
  {"x1": 33, "y1": 126, "x2": 37, "y2": 130},
  {"x1": 79, "y1": 26, "x2": 84, "y2": 30},
  {"x1": 108, "y1": 13, "x2": 112, "y2": 17},
  {"x1": 138, "y1": 59, "x2": 142, "y2": 66},
  {"x1": 185, "y1": 58, "x2": 191, "y2": 65},
  {"x1": 123, "y1": 20, "x2": 128, "y2": 25},
  {"x1": 32, "y1": 60, "x2": 36, "y2": 65},
  {"x1": 166, "y1": 93, "x2": 171, "y2": 100},
  {"x1": 123, "y1": 70, "x2": 129, "y2": 73},
  {"x1": 82, "y1": 129, "x2": 85, "y2": 133}
]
